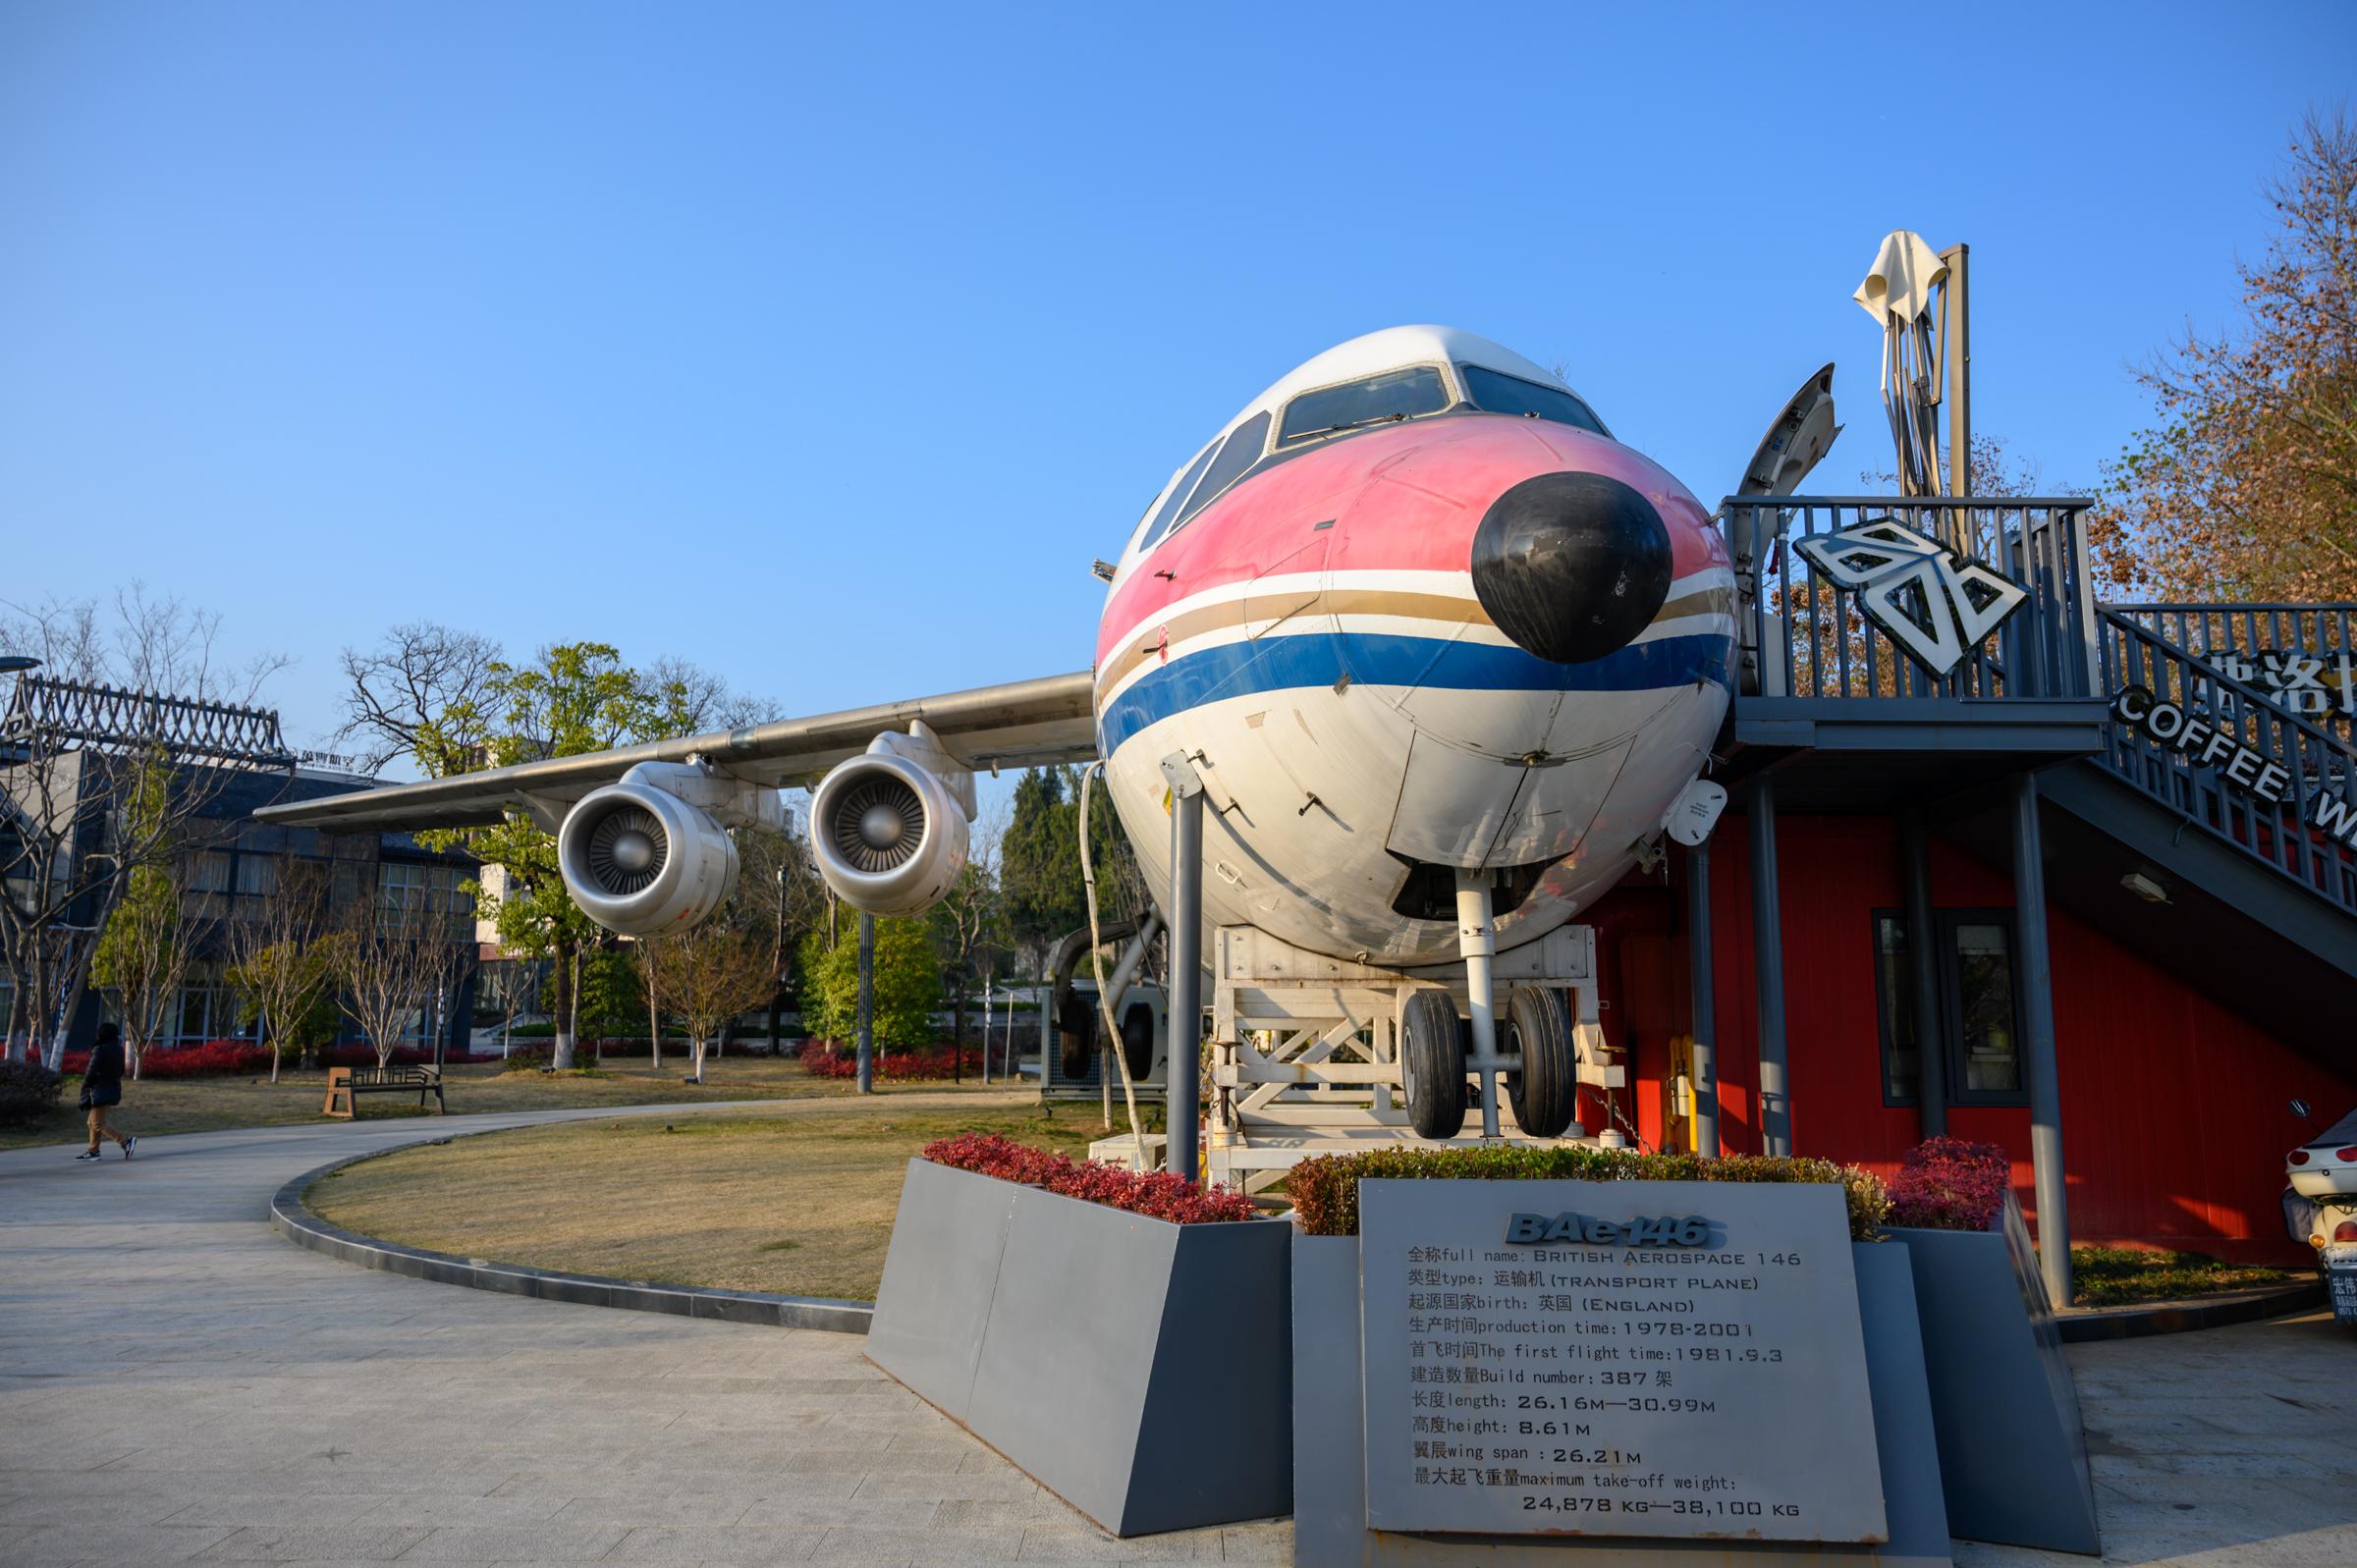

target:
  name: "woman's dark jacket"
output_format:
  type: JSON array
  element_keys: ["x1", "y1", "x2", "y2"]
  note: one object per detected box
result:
[{"x1": 81, "y1": 1040, "x2": 125, "y2": 1108}]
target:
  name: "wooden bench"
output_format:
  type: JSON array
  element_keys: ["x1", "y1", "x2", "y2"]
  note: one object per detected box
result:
[{"x1": 322, "y1": 1064, "x2": 446, "y2": 1119}]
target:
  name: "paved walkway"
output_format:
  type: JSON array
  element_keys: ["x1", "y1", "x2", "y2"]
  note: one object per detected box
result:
[{"x1": 2, "y1": 1108, "x2": 2353, "y2": 1567}]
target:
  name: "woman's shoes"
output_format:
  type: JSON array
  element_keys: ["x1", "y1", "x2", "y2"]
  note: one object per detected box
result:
[
  {"x1": 122, "y1": 1136, "x2": 137, "y2": 1160},
  {"x1": 73, "y1": 1149, "x2": 100, "y2": 1161}
]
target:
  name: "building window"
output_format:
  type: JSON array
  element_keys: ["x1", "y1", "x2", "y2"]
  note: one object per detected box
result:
[
  {"x1": 1873, "y1": 914, "x2": 1918, "y2": 1104},
  {"x1": 1947, "y1": 920, "x2": 2022, "y2": 1097},
  {"x1": 1871, "y1": 908, "x2": 2027, "y2": 1107}
]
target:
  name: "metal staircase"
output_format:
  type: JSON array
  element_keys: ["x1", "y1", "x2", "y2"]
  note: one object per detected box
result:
[{"x1": 2090, "y1": 606, "x2": 2357, "y2": 919}]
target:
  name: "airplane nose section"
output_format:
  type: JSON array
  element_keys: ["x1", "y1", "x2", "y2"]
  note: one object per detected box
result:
[{"x1": 1470, "y1": 471, "x2": 1672, "y2": 664}]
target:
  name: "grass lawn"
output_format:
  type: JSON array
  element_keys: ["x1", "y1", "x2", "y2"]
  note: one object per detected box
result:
[
  {"x1": 2070, "y1": 1245, "x2": 2303, "y2": 1307},
  {"x1": 306, "y1": 1098, "x2": 1119, "y2": 1302},
  {"x1": 0, "y1": 1052, "x2": 892, "y2": 1150}
]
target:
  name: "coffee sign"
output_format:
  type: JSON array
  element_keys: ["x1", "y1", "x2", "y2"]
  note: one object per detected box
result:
[
  {"x1": 1357, "y1": 1178, "x2": 1887, "y2": 1543},
  {"x1": 2110, "y1": 683, "x2": 2357, "y2": 848}
]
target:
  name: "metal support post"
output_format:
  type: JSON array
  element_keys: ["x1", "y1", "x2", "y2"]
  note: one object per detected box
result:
[
  {"x1": 1454, "y1": 870, "x2": 1504, "y2": 1139},
  {"x1": 1687, "y1": 842, "x2": 1720, "y2": 1158},
  {"x1": 2009, "y1": 773, "x2": 2071, "y2": 1310},
  {"x1": 1038, "y1": 978, "x2": 1053, "y2": 1106},
  {"x1": 1900, "y1": 810, "x2": 1947, "y2": 1138},
  {"x1": 1749, "y1": 777, "x2": 1789, "y2": 1157},
  {"x1": 855, "y1": 911, "x2": 875, "y2": 1096},
  {"x1": 1161, "y1": 755, "x2": 1206, "y2": 1183}
]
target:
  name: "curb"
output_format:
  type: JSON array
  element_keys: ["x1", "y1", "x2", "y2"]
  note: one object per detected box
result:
[
  {"x1": 270, "y1": 1143, "x2": 875, "y2": 1335},
  {"x1": 2056, "y1": 1280, "x2": 2325, "y2": 1342}
]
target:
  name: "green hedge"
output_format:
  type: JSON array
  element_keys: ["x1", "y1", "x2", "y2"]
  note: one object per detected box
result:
[{"x1": 1284, "y1": 1145, "x2": 1891, "y2": 1242}]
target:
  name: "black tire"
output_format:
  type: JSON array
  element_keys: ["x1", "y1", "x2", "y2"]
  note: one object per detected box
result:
[
  {"x1": 1400, "y1": 989, "x2": 1467, "y2": 1140},
  {"x1": 1058, "y1": 991, "x2": 1094, "y2": 1081},
  {"x1": 1121, "y1": 1001, "x2": 1156, "y2": 1082},
  {"x1": 1505, "y1": 985, "x2": 1578, "y2": 1138}
]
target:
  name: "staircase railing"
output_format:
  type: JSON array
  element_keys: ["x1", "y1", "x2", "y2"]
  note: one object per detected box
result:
[
  {"x1": 2104, "y1": 602, "x2": 2357, "y2": 745},
  {"x1": 2094, "y1": 609, "x2": 2357, "y2": 916}
]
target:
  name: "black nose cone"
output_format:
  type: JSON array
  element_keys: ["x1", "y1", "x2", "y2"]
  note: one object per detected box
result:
[{"x1": 1471, "y1": 471, "x2": 1672, "y2": 665}]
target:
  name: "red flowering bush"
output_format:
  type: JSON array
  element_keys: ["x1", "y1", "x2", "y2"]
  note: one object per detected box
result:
[
  {"x1": 60, "y1": 1041, "x2": 482, "y2": 1079},
  {"x1": 797, "y1": 1039, "x2": 982, "y2": 1081},
  {"x1": 923, "y1": 1132, "x2": 1258, "y2": 1224},
  {"x1": 1887, "y1": 1136, "x2": 2013, "y2": 1231}
]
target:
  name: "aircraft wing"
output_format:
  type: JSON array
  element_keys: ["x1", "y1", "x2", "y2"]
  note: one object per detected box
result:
[{"x1": 256, "y1": 671, "x2": 1100, "y2": 834}]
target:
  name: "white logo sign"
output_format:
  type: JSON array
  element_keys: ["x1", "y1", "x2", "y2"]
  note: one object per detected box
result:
[{"x1": 1793, "y1": 519, "x2": 2028, "y2": 677}]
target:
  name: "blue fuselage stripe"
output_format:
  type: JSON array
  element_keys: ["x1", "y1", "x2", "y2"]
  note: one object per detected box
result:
[{"x1": 1095, "y1": 630, "x2": 1730, "y2": 755}]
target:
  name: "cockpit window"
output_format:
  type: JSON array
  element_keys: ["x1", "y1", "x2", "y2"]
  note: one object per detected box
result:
[
  {"x1": 1168, "y1": 409, "x2": 1273, "y2": 534},
  {"x1": 1278, "y1": 365, "x2": 1452, "y2": 448},
  {"x1": 1460, "y1": 364, "x2": 1609, "y2": 436},
  {"x1": 1136, "y1": 440, "x2": 1220, "y2": 555}
]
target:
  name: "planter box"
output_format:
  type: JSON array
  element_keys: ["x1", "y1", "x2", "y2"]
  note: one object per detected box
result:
[
  {"x1": 865, "y1": 1158, "x2": 1292, "y2": 1536},
  {"x1": 1293, "y1": 1229, "x2": 1952, "y2": 1567},
  {"x1": 1886, "y1": 1194, "x2": 2099, "y2": 1556}
]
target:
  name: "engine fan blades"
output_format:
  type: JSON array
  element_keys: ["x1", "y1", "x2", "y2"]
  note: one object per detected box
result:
[
  {"x1": 831, "y1": 776, "x2": 925, "y2": 873},
  {"x1": 585, "y1": 805, "x2": 668, "y2": 894}
]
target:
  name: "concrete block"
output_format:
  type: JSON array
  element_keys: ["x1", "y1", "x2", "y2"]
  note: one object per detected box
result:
[
  {"x1": 1889, "y1": 1197, "x2": 2101, "y2": 1555},
  {"x1": 866, "y1": 1160, "x2": 1290, "y2": 1536}
]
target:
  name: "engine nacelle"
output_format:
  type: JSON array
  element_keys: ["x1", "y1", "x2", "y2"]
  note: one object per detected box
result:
[
  {"x1": 556, "y1": 770, "x2": 741, "y2": 937},
  {"x1": 811, "y1": 748, "x2": 969, "y2": 917}
]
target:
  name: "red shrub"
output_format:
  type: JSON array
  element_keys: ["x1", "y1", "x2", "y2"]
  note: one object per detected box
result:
[
  {"x1": 923, "y1": 1132, "x2": 1257, "y2": 1224},
  {"x1": 61, "y1": 1041, "x2": 484, "y2": 1079},
  {"x1": 1887, "y1": 1135, "x2": 2012, "y2": 1232},
  {"x1": 797, "y1": 1039, "x2": 983, "y2": 1081}
]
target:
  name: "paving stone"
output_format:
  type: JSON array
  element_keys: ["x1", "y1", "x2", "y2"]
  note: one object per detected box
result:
[
  {"x1": 391, "y1": 1522, "x2": 632, "y2": 1558},
  {"x1": 810, "y1": 1523, "x2": 1027, "y2": 1563},
  {"x1": 6, "y1": 1522, "x2": 236, "y2": 1566},
  {"x1": 597, "y1": 1524, "x2": 818, "y2": 1564},
  {"x1": 190, "y1": 1523, "x2": 433, "y2": 1560}
]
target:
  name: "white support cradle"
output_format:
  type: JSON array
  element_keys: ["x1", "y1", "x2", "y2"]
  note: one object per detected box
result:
[{"x1": 1200, "y1": 923, "x2": 1627, "y2": 1196}]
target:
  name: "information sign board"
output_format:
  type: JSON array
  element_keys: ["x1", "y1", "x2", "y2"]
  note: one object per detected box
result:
[{"x1": 1359, "y1": 1178, "x2": 1887, "y2": 1542}]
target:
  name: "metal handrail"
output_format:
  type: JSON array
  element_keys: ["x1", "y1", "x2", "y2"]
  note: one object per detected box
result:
[
  {"x1": 2101, "y1": 603, "x2": 2357, "y2": 743},
  {"x1": 2094, "y1": 610, "x2": 2357, "y2": 916},
  {"x1": 1725, "y1": 494, "x2": 2099, "y2": 701}
]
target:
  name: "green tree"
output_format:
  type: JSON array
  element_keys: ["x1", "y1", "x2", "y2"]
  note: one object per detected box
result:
[
  {"x1": 559, "y1": 946, "x2": 638, "y2": 1058},
  {"x1": 797, "y1": 916, "x2": 941, "y2": 1052},
  {"x1": 414, "y1": 641, "x2": 660, "y2": 1070},
  {"x1": 1000, "y1": 767, "x2": 1145, "y2": 977}
]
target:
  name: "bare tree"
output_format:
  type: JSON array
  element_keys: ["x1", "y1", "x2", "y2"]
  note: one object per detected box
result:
[
  {"x1": 223, "y1": 861, "x2": 337, "y2": 1084},
  {"x1": 0, "y1": 589, "x2": 290, "y2": 1066},
  {"x1": 335, "y1": 622, "x2": 503, "y2": 778},
  {"x1": 930, "y1": 801, "x2": 1008, "y2": 1080},
  {"x1": 630, "y1": 937, "x2": 666, "y2": 1070},
  {"x1": 335, "y1": 901, "x2": 466, "y2": 1070},
  {"x1": 645, "y1": 924, "x2": 777, "y2": 1084}
]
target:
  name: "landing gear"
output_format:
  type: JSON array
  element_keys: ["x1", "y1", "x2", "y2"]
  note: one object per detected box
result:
[
  {"x1": 1120, "y1": 1000, "x2": 1155, "y2": 1082},
  {"x1": 1400, "y1": 989, "x2": 1467, "y2": 1139},
  {"x1": 1504, "y1": 985, "x2": 1578, "y2": 1139}
]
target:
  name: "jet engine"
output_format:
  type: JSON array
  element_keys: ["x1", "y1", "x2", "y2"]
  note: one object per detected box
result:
[
  {"x1": 810, "y1": 725, "x2": 974, "y2": 918},
  {"x1": 556, "y1": 761, "x2": 780, "y2": 937}
]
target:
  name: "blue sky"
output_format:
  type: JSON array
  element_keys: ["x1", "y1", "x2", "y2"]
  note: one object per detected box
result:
[{"x1": 2, "y1": 2, "x2": 2348, "y2": 775}]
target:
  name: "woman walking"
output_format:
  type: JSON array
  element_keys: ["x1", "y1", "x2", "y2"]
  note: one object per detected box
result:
[{"x1": 76, "y1": 1021, "x2": 137, "y2": 1162}]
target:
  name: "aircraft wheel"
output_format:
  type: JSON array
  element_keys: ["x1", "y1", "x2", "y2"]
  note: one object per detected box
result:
[
  {"x1": 1505, "y1": 985, "x2": 1578, "y2": 1139},
  {"x1": 1400, "y1": 989, "x2": 1467, "y2": 1140},
  {"x1": 1121, "y1": 1000, "x2": 1156, "y2": 1082},
  {"x1": 1058, "y1": 991, "x2": 1095, "y2": 1081}
]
